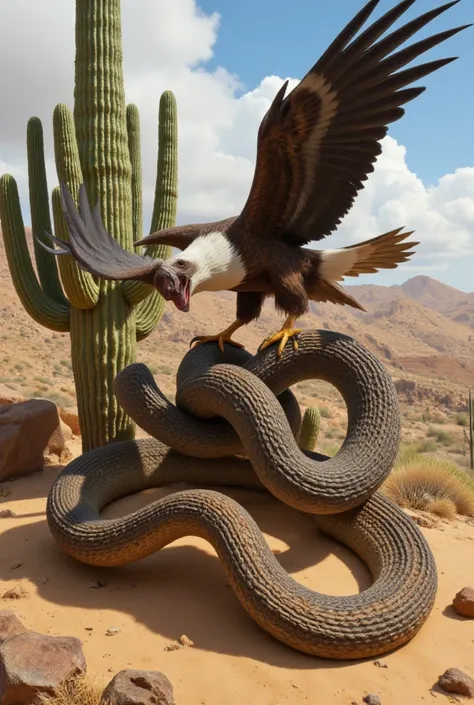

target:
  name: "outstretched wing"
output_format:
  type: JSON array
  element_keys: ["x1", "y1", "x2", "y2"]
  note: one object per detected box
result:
[
  {"x1": 135, "y1": 216, "x2": 239, "y2": 250},
  {"x1": 38, "y1": 183, "x2": 161, "y2": 283},
  {"x1": 134, "y1": 230, "x2": 196, "y2": 251},
  {"x1": 237, "y1": 0, "x2": 470, "y2": 246}
]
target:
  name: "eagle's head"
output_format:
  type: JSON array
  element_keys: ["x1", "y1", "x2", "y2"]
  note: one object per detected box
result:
[{"x1": 153, "y1": 258, "x2": 197, "y2": 312}]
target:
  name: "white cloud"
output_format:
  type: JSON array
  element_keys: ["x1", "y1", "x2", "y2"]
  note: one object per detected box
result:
[
  {"x1": 330, "y1": 140, "x2": 474, "y2": 262},
  {"x1": 0, "y1": 0, "x2": 473, "y2": 283}
]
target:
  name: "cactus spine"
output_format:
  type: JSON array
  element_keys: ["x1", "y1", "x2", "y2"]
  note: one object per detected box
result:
[
  {"x1": 298, "y1": 407, "x2": 321, "y2": 452},
  {"x1": 0, "y1": 0, "x2": 178, "y2": 453}
]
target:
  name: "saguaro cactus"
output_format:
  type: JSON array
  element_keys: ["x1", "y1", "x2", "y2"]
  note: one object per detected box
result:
[
  {"x1": 298, "y1": 406, "x2": 321, "y2": 452},
  {"x1": 0, "y1": 0, "x2": 178, "y2": 452}
]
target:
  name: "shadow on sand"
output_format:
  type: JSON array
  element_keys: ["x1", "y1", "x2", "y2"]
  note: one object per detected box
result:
[{"x1": 0, "y1": 464, "x2": 375, "y2": 671}]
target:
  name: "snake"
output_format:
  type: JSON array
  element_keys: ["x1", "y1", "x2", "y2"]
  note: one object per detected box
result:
[{"x1": 46, "y1": 329, "x2": 438, "y2": 659}]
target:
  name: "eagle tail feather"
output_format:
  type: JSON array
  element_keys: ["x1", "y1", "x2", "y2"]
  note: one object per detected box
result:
[{"x1": 306, "y1": 227, "x2": 418, "y2": 310}]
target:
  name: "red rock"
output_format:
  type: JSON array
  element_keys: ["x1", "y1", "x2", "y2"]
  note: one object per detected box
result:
[
  {"x1": 101, "y1": 669, "x2": 175, "y2": 705},
  {"x1": 58, "y1": 408, "x2": 80, "y2": 436},
  {"x1": 437, "y1": 667, "x2": 474, "y2": 698},
  {"x1": 0, "y1": 631, "x2": 86, "y2": 705},
  {"x1": 0, "y1": 400, "x2": 59, "y2": 481},
  {"x1": 452, "y1": 587, "x2": 474, "y2": 618},
  {"x1": 0, "y1": 611, "x2": 26, "y2": 645},
  {"x1": 45, "y1": 418, "x2": 74, "y2": 464}
]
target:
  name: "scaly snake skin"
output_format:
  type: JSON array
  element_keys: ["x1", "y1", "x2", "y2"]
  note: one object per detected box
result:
[{"x1": 46, "y1": 330, "x2": 437, "y2": 659}]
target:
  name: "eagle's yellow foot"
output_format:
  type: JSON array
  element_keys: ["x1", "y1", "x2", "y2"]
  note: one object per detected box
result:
[
  {"x1": 259, "y1": 316, "x2": 302, "y2": 357},
  {"x1": 189, "y1": 319, "x2": 246, "y2": 354}
]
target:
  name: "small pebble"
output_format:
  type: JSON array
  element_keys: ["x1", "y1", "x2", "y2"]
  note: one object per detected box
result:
[
  {"x1": 89, "y1": 577, "x2": 107, "y2": 589},
  {"x1": 164, "y1": 634, "x2": 194, "y2": 651},
  {"x1": 373, "y1": 660, "x2": 388, "y2": 669},
  {"x1": 178, "y1": 634, "x2": 194, "y2": 647},
  {"x1": 452, "y1": 587, "x2": 474, "y2": 618},
  {"x1": 437, "y1": 667, "x2": 474, "y2": 698},
  {"x1": 363, "y1": 695, "x2": 382, "y2": 705},
  {"x1": 2, "y1": 586, "x2": 28, "y2": 600},
  {"x1": 106, "y1": 627, "x2": 120, "y2": 636}
]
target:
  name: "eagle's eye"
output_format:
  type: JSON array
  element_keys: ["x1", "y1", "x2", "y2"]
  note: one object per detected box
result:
[{"x1": 175, "y1": 259, "x2": 186, "y2": 268}]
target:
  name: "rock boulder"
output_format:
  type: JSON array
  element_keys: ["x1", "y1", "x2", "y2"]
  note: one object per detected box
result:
[
  {"x1": 452, "y1": 587, "x2": 474, "y2": 618},
  {"x1": 0, "y1": 631, "x2": 86, "y2": 705},
  {"x1": 101, "y1": 669, "x2": 175, "y2": 705},
  {"x1": 0, "y1": 400, "x2": 59, "y2": 480},
  {"x1": 0, "y1": 611, "x2": 27, "y2": 645},
  {"x1": 437, "y1": 667, "x2": 474, "y2": 698}
]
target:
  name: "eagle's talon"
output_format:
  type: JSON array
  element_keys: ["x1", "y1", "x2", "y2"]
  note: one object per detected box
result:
[
  {"x1": 189, "y1": 333, "x2": 246, "y2": 353},
  {"x1": 259, "y1": 327, "x2": 303, "y2": 357}
]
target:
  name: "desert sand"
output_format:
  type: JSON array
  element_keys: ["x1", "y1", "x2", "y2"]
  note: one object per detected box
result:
[
  {"x1": 0, "y1": 433, "x2": 473, "y2": 705},
  {"x1": 1, "y1": 234, "x2": 474, "y2": 703}
]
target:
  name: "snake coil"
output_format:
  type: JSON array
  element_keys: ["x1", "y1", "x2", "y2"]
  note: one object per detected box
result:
[{"x1": 46, "y1": 330, "x2": 437, "y2": 659}]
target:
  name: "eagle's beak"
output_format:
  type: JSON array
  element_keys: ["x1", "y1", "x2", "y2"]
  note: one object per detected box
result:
[{"x1": 153, "y1": 262, "x2": 191, "y2": 312}]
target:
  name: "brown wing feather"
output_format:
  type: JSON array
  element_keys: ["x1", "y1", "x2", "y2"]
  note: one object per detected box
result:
[
  {"x1": 308, "y1": 280, "x2": 367, "y2": 311},
  {"x1": 237, "y1": 0, "x2": 470, "y2": 246},
  {"x1": 135, "y1": 224, "x2": 203, "y2": 251},
  {"x1": 37, "y1": 183, "x2": 161, "y2": 283},
  {"x1": 135, "y1": 217, "x2": 239, "y2": 251}
]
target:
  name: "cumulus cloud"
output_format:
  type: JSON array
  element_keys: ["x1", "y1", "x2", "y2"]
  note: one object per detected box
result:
[
  {"x1": 0, "y1": 0, "x2": 473, "y2": 282},
  {"x1": 331, "y1": 139, "x2": 474, "y2": 263}
]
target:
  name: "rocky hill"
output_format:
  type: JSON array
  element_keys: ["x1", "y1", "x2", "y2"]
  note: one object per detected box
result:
[
  {"x1": 1, "y1": 228, "x2": 472, "y2": 415},
  {"x1": 346, "y1": 275, "x2": 474, "y2": 327}
]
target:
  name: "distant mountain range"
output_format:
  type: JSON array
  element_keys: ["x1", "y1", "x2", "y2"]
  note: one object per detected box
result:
[
  {"x1": 346, "y1": 275, "x2": 474, "y2": 329},
  {"x1": 1, "y1": 230, "x2": 473, "y2": 406}
]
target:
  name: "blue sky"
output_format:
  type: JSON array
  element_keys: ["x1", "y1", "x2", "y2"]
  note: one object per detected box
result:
[
  {"x1": 1, "y1": 0, "x2": 473, "y2": 293},
  {"x1": 198, "y1": 0, "x2": 474, "y2": 187}
]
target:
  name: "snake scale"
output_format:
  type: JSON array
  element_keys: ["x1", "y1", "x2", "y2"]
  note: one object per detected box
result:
[{"x1": 46, "y1": 329, "x2": 438, "y2": 659}]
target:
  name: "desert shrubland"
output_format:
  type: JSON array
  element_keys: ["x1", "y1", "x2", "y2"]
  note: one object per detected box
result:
[
  {"x1": 38, "y1": 676, "x2": 106, "y2": 705},
  {"x1": 381, "y1": 452, "x2": 474, "y2": 519}
]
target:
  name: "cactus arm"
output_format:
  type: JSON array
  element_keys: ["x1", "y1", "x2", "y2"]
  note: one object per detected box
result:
[
  {"x1": 0, "y1": 174, "x2": 70, "y2": 332},
  {"x1": 148, "y1": 91, "x2": 179, "y2": 236},
  {"x1": 298, "y1": 406, "x2": 321, "y2": 452},
  {"x1": 26, "y1": 117, "x2": 69, "y2": 307},
  {"x1": 124, "y1": 90, "x2": 178, "y2": 319},
  {"x1": 52, "y1": 103, "x2": 99, "y2": 310},
  {"x1": 126, "y1": 102, "x2": 159, "y2": 340},
  {"x1": 126, "y1": 104, "x2": 143, "y2": 242}
]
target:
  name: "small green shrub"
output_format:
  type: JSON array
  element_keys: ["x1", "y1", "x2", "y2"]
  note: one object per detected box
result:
[
  {"x1": 454, "y1": 412, "x2": 468, "y2": 427},
  {"x1": 382, "y1": 453, "x2": 474, "y2": 518},
  {"x1": 415, "y1": 439, "x2": 438, "y2": 454},
  {"x1": 34, "y1": 376, "x2": 53, "y2": 386},
  {"x1": 427, "y1": 426, "x2": 453, "y2": 445}
]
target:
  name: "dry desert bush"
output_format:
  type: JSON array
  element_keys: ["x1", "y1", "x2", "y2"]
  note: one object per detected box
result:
[
  {"x1": 38, "y1": 675, "x2": 107, "y2": 705},
  {"x1": 381, "y1": 452, "x2": 474, "y2": 519},
  {"x1": 422, "y1": 497, "x2": 457, "y2": 520}
]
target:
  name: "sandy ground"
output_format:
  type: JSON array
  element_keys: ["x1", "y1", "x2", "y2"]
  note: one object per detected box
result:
[{"x1": 0, "y1": 441, "x2": 474, "y2": 705}]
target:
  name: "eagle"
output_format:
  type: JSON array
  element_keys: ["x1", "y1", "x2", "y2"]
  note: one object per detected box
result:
[{"x1": 40, "y1": 0, "x2": 469, "y2": 356}]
